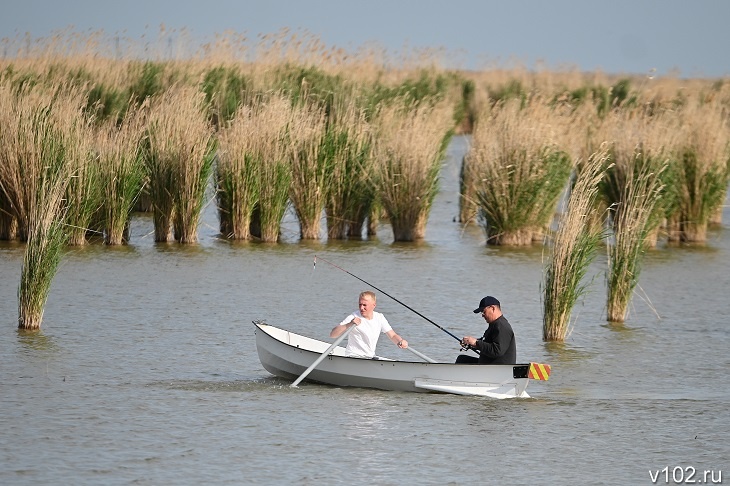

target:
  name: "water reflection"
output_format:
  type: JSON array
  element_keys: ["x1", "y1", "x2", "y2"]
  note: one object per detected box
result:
[
  {"x1": 542, "y1": 341, "x2": 596, "y2": 363},
  {"x1": 16, "y1": 329, "x2": 58, "y2": 353}
]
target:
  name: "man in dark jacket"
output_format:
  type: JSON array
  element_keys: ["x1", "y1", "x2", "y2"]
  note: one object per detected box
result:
[{"x1": 456, "y1": 296, "x2": 516, "y2": 364}]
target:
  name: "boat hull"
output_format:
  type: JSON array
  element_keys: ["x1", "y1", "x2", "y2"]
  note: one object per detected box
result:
[{"x1": 254, "y1": 322, "x2": 531, "y2": 398}]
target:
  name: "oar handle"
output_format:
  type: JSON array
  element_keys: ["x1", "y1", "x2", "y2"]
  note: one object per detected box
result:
[
  {"x1": 290, "y1": 323, "x2": 355, "y2": 388},
  {"x1": 406, "y1": 346, "x2": 438, "y2": 363}
]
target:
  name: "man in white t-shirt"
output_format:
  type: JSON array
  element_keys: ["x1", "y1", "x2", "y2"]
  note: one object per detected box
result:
[{"x1": 330, "y1": 291, "x2": 409, "y2": 358}]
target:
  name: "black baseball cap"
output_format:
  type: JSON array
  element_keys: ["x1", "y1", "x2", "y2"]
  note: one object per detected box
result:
[{"x1": 473, "y1": 296, "x2": 500, "y2": 313}]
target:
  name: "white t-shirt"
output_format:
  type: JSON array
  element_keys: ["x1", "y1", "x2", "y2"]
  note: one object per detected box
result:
[{"x1": 339, "y1": 310, "x2": 392, "y2": 358}]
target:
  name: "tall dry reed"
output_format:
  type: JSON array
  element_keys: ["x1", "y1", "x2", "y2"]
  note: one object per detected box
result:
[
  {"x1": 542, "y1": 149, "x2": 609, "y2": 341},
  {"x1": 95, "y1": 107, "x2": 146, "y2": 244},
  {"x1": 254, "y1": 96, "x2": 293, "y2": 242},
  {"x1": 466, "y1": 99, "x2": 573, "y2": 245},
  {"x1": 322, "y1": 95, "x2": 374, "y2": 239},
  {"x1": 216, "y1": 103, "x2": 262, "y2": 240},
  {"x1": 0, "y1": 83, "x2": 88, "y2": 242},
  {"x1": 287, "y1": 98, "x2": 328, "y2": 239},
  {"x1": 217, "y1": 94, "x2": 292, "y2": 242},
  {"x1": 665, "y1": 102, "x2": 730, "y2": 242},
  {"x1": 18, "y1": 150, "x2": 70, "y2": 329},
  {"x1": 605, "y1": 151, "x2": 668, "y2": 323},
  {"x1": 596, "y1": 110, "x2": 675, "y2": 248},
  {"x1": 61, "y1": 107, "x2": 97, "y2": 246},
  {"x1": 145, "y1": 85, "x2": 217, "y2": 243},
  {"x1": 3, "y1": 86, "x2": 82, "y2": 329},
  {"x1": 371, "y1": 98, "x2": 453, "y2": 241}
]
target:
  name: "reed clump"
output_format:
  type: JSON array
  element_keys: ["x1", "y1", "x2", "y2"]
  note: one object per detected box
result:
[
  {"x1": 465, "y1": 99, "x2": 573, "y2": 245},
  {"x1": 596, "y1": 110, "x2": 676, "y2": 249},
  {"x1": 216, "y1": 102, "x2": 262, "y2": 240},
  {"x1": 602, "y1": 137, "x2": 669, "y2": 322},
  {"x1": 542, "y1": 149, "x2": 609, "y2": 341},
  {"x1": 286, "y1": 96, "x2": 328, "y2": 239},
  {"x1": 0, "y1": 83, "x2": 88, "y2": 243},
  {"x1": 63, "y1": 115, "x2": 98, "y2": 246},
  {"x1": 371, "y1": 98, "x2": 453, "y2": 241},
  {"x1": 253, "y1": 96, "x2": 293, "y2": 242},
  {"x1": 665, "y1": 102, "x2": 730, "y2": 242},
  {"x1": 0, "y1": 85, "x2": 82, "y2": 329},
  {"x1": 217, "y1": 94, "x2": 292, "y2": 242},
  {"x1": 322, "y1": 95, "x2": 374, "y2": 239},
  {"x1": 95, "y1": 107, "x2": 146, "y2": 244},
  {"x1": 145, "y1": 84, "x2": 217, "y2": 243}
]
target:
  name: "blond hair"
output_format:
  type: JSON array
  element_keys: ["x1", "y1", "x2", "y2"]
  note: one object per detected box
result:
[{"x1": 359, "y1": 291, "x2": 376, "y2": 302}]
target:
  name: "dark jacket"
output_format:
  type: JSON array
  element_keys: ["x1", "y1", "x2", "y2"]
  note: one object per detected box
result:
[{"x1": 473, "y1": 315, "x2": 516, "y2": 364}]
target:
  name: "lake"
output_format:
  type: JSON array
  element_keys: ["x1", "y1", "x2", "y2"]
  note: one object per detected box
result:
[{"x1": 1, "y1": 135, "x2": 728, "y2": 485}]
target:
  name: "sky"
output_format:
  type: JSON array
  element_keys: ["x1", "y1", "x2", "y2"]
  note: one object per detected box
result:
[{"x1": 1, "y1": 0, "x2": 729, "y2": 78}]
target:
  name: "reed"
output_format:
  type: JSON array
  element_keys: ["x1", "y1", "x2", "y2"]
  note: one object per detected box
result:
[
  {"x1": 140, "y1": 133, "x2": 175, "y2": 241},
  {"x1": 0, "y1": 83, "x2": 87, "y2": 242},
  {"x1": 10, "y1": 90, "x2": 77, "y2": 329},
  {"x1": 371, "y1": 98, "x2": 453, "y2": 241},
  {"x1": 542, "y1": 149, "x2": 608, "y2": 341},
  {"x1": 255, "y1": 96, "x2": 293, "y2": 243},
  {"x1": 466, "y1": 99, "x2": 573, "y2": 245},
  {"x1": 0, "y1": 85, "x2": 16, "y2": 240},
  {"x1": 145, "y1": 84, "x2": 217, "y2": 243},
  {"x1": 201, "y1": 65, "x2": 249, "y2": 130},
  {"x1": 95, "y1": 108, "x2": 146, "y2": 244},
  {"x1": 18, "y1": 155, "x2": 69, "y2": 329},
  {"x1": 322, "y1": 95, "x2": 374, "y2": 239},
  {"x1": 216, "y1": 103, "x2": 261, "y2": 240},
  {"x1": 596, "y1": 110, "x2": 676, "y2": 248},
  {"x1": 286, "y1": 98, "x2": 327, "y2": 239},
  {"x1": 605, "y1": 150, "x2": 668, "y2": 323},
  {"x1": 63, "y1": 123, "x2": 98, "y2": 246},
  {"x1": 666, "y1": 103, "x2": 730, "y2": 242},
  {"x1": 458, "y1": 152, "x2": 480, "y2": 224},
  {"x1": 217, "y1": 94, "x2": 292, "y2": 242},
  {"x1": 0, "y1": 190, "x2": 17, "y2": 240},
  {"x1": 0, "y1": 84, "x2": 38, "y2": 241}
]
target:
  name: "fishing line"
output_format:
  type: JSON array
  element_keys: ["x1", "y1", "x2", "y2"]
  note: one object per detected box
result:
[{"x1": 314, "y1": 255, "x2": 473, "y2": 351}]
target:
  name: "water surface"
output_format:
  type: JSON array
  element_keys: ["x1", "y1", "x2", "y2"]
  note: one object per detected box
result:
[{"x1": 1, "y1": 136, "x2": 728, "y2": 485}]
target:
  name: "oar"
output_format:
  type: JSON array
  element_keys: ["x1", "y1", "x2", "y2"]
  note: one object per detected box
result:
[
  {"x1": 290, "y1": 324, "x2": 356, "y2": 388},
  {"x1": 314, "y1": 255, "x2": 479, "y2": 355},
  {"x1": 406, "y1": 346, "x2": 438, "y2": 363}
]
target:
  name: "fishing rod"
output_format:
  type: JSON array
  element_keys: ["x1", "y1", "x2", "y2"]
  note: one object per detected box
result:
[{"x1": 315, "y1": 255, "x2": 475, "y2": 352}]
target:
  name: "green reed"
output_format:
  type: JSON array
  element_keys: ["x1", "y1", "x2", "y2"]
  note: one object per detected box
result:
[
  {"x1": 542, "y1": 149, "x2": 609, "y2": 341},
  {"x1": 19, "y1": 158, "x2": 69, "y2": 329},
  {"x1": 95, "y1": 109, "x2": 146, "y2": 244},
  {"x1": 216, "y1": 104, "x2": 261, "y2": 240},
  {"x1": 287, "y1": 98, "x2": 327, "y2": 239},
  {"x1": 13, "y1": 92, "x2": 77, "y2": 329},
  {"x1": 467, "y1": 100, "x2": 573, "y2": 245},
  {"x1": 202, "y1": 66, "x2": 249, "y2": 130},
  {"x1": 251, "y1": 96, "x2": 292, "y2": 243},
  {"x1": 322, "y1": 95, "x2": 374, "y2": 239},
  {"x1": 665, "y1": 103, "x2": 730, "y2": 242},
  {"x1": 217, "y1": 94, "x2": 292, "y2": 242},
  {"x1": 145, "y1": 85, "x2": 217, "y2": 243},
  {"x1": 64, "y1": 135, "x2": 99, "y2": 246},
  {"x1": 605, "y1": 151, "x2": 668, "y2": 322},
  {"x1": 0, "y1": 190, "x2": 16, "y2": 240},
  {"x1": 371, "y1": 98, "x2": 453, "y2": 241}
]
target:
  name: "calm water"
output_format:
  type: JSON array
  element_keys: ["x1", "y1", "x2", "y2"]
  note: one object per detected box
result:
[{"x1": 1, "y1": 136, "x2": 728, "y2": 485}]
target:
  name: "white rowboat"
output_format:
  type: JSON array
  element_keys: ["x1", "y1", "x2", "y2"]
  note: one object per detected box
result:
[{"x1": 254, "y1": 321, "x2": 550, "y2": 399}]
